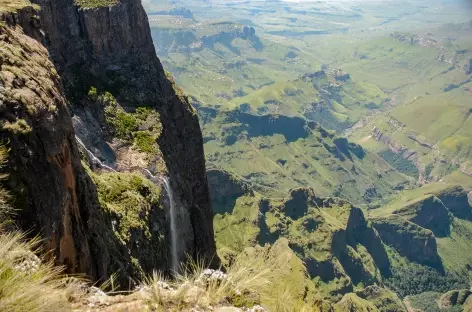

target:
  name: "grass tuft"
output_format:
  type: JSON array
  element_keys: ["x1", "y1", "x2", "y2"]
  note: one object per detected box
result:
[
  {"x1": 142, "y1": 251, "x2": 303, "y2": 311},
  {"x1": 0, "y1": 231, "x2": 81, "y2": 312}
]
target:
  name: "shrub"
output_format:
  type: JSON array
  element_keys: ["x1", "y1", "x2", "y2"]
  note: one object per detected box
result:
[
  {"x1": 134, "y1": 131, "x2": 157, "y2": 154},
  {"x1": 73, "y1": 0, "x2": 119, "y2": 8},
  {"x1": 2, "y1": 119, "x2": 32, "y2": 135},
  {"x1": 378, "y1": 149, "x2": 419, "y2": 178},
  {"x1": 95, "y1": 91, "x2": 161, "y2": 154}
]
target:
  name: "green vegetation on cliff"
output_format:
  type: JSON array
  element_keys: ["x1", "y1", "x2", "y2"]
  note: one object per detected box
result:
[
  {"x1": 0, "y1": 0, "x2": 39, "y2": 12},
  {"x1": 211, "y1": 170, "x2": 397, "y2": 304},
  {"x1": 210, "y1": 168, "x2": 472, "y2": 307},
  {"x1": 74, "y1": 0, "x2": 119, "y2": 8},
  {"x1": 369, "y1": 183, "x2": 472, "y2": 297},
  {"x1": 407, "y1": 289, "x2": 472, "y2": 312},
  {"x1": 89, "y1": 88, "x2": 163, "y2": 157},
  {"x1": 86, "y1": 166, "x2": 169, "y2": 280}
]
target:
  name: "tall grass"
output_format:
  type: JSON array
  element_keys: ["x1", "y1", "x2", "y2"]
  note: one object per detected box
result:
[
  {"x1": 0, "y1": 231, "x2": 81, "y2": 312},
  {"x1": 0, "y1": 144, "x2": 81, "y2": 312},
  {"x1": 0, "y1": 147, "x2": 12, "y2": 222},
  {"x1": 143, "y1": 251, "x2": 314, "y2": 311}
]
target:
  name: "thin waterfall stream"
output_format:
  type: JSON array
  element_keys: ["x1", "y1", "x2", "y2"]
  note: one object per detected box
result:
[
  {"x1": 161, "y1": 177, "x2": 179, "y2": 274},
  {"x1": 75, "y1": 137, "x2": 180, "y2": 273},
  {"x1": 75, "y1": 136, "x2": 116, "y2": 172},
  {"x1": 142, "y1": 169, "x2": 180, "y2": 273}
]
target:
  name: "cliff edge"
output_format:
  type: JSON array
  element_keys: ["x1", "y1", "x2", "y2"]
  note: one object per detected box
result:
[{"x1": 0, "y1": 0, "x2": 217, "y2": 283}]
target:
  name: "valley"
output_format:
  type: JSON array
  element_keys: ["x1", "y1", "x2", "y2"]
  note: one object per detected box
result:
[
  {"x1": 0, "y1": 0, "x2": 471, "y2": 311},
  {"x1": 146, "y1": 0, "x2": 472, "y2": 310}
]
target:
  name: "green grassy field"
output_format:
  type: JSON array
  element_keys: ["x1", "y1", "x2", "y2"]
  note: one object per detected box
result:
[{"x1": 202, "y1": 110, "x2": 410, "y2": 205}]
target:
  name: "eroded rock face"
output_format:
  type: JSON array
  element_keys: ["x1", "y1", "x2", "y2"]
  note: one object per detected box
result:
[
  {"x1": 371, "y1": 215, "x2": 442, "y2": 270},
  {"x1": 392, "y1": 195, "x2": 451, "y2": 237},
  {"x1": 0, "y1": 18, "x2": 101, "y2": 276},
  {"x1": 207, "y1": 168, "x2": 250, "y2": 215},
  {"x1": 433, "y1": 186, "x2": 472, "y2": 220},
  {"x1": 346, "y1": 208, "x2": 391, "y2": 277},
  {"x1": 35, "y1": 0, "x2": 216, "y2": 270},
  {"x1": 1, "y1": 0, "x2": 217, "y2": 281}
]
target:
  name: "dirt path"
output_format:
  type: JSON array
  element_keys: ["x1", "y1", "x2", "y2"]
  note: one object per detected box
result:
[{"x1": 403, "y1": 297, "x2": 419, "y2": 312}]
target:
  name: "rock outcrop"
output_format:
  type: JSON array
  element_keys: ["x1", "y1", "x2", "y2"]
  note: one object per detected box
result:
[
  {"x1": 433, "y1": 185, "x2": 472, "y2": 220},
  {"x1": 439, "y1": 289, "x2": 472, "y2": 308},
  {"x1": 255, "y1": 188, "x2": 390, "y2": 298},
  {"x1": 345, "y1": 208, "x2": 391, "y2": 277},
  {"x1": 355, "y1": 285, "x2": 406, "y2": 312},
  {"x1": 371, "y1": 215, "x2": 442, "y2": 270},
  {"x1": 335, "y1": 293, "x2": 379, "y2": 312},
  {"x1": 207, "y1": 168, "x2": 251, "y2": 215},
  {"x1": 371, "y1": 127, "x2": 417, "y2": 161},
  {"x1": 151, "y1": 22, "x2": 261, "y2": 54},
  {"x1": 1, "y1": 0, "x2": 217, "y2": 282},
  {"x1": 391, "y1": 195, "x2": 452, "y2": 237}
]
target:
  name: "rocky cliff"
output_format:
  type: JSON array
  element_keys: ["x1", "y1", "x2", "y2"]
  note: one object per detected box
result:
[
  {"x1": 371, "y1": 215, "x2": 442, "y2": 269},
  {"x1": 0, "y1": 0, "x2": 217, "y2": 283},
  {"x1": 0, "y1": 6, "x2": 100, "y2": 276}
]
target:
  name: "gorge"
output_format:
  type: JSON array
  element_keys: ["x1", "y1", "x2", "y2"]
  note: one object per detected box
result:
[
  {"x1": 0, "y1": 0, "x2": 217, "y2": 283},
  {"x1": 1, "y1": 0, "x2": 472, "y2": 311}
]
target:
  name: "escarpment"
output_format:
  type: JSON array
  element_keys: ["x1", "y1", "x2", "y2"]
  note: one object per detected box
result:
[
  {"x1": 371, "y1": 215, "x2": 442, "y2": 270},
  {"x1": 1, "y1": 0, "x2": 217, "y2": 282},
  {"x1": 0, "y1": 8, "x2": 103, "y2": 277}
]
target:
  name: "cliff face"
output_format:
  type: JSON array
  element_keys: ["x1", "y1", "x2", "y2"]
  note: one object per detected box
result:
[
  {"x1": 1, "y1": 0, "x2": 217, "y2": 281},
  {"x1": 371, "y1": 215, "x2": 442, "y2": 270},
  {"x1": 392, "y1": 195, "x2": 452, "y2": 237},
  {"x1": 35, "y1": 0, "x2": 162, "y2": 98},
  {"x1": 0, "y1": 6, "x2": 103, "y2": 276}
]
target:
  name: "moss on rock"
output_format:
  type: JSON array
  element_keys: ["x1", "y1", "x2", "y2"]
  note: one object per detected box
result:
[
  {"x1": 91, "y1": 89, "x2": 163, "y2": 156},
  {"x1": 90, "y1": 169, "x2": 168, "y2": 278},
  {"x1": 73, "y1": 0, "x2": 119, "y2": 9}
]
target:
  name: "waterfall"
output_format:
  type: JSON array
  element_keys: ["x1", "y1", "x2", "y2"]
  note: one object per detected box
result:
[
  {"x1": 75, "y1": 137, "x2": 179, "y2": 273},
  {"x1": 161, "y1": 177, "x2": 179, "y2": 274},
  {"x1": 141, "y1": 169, "x2": 179, "y2": 273},
  {"x1": 75, "y1": 136, "x2": 116, "y2": 172}
]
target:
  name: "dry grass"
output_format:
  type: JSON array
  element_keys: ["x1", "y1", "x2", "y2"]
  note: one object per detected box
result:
[
  {"x1": 73, "y1": 0, "x2": 119, "y2": 9},
  {"x1": 142, "y1": 251, "x2": 313, "y2": 311},
  {"x1": 0, "y1": 0, "x2": 39, "y2": 12},
  {"x1": 0, "y1": 144, "x2": 82, "y2": 312},
  {"x1": 0, "y1": 147, "x2": 11, "y2": 222},
  {"x1": 0, "y1": 231, "x2": 82, "y2": 312}
]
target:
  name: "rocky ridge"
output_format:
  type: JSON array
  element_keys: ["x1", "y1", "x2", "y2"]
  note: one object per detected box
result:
[{"x1": 151, "y1": 21, "x2": 261, "y2": 54}]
